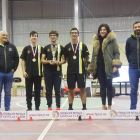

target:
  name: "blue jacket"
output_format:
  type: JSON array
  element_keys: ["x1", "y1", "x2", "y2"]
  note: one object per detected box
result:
[{"x1": 126, "y1": 33, "x2": 140, "y2": 69}]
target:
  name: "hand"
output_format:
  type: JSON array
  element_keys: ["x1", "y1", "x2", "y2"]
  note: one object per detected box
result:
[
  {"x1": 23, "y1": 72, "x2": 28, "y2": 78},
  {"x1": 11, "y1": 69, "x2": 14, "y2": 72},
  {"x1": 56, "y1": 61, "x2": 60, "y2": 66},
  {"x1": 49, "y1": 60, "x2": 58, "y2": 65},
  {"x1": 113, "y1": 67, "x2": 118, "y2": 73}
]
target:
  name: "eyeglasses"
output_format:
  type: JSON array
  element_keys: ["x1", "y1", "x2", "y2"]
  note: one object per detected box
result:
[
  {"x1": 70, "y1": 32, "x2": 79, "y2": 34},
  {"x1": 50, "y1": 34, "x2": 57, "y2": 37}
]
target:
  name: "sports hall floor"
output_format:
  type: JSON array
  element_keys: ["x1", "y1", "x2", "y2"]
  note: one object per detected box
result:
[{"x1": 0, "y1": 88, "x2": 140, "y2": 140}]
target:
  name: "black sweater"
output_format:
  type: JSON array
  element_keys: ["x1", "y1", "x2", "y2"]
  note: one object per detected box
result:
[{"x1": 97, "y1": 37, "x2": 105, "y2": 68}]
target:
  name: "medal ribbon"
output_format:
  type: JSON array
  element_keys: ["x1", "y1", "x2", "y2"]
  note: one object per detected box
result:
[
  {"x1": 71, "y1": 42, "x2": 79, "y2": 55},
  {"x1": 31, "y1": 45, "x2": 38, "y2": 58}
]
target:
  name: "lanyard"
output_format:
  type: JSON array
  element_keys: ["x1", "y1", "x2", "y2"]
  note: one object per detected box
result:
[
  {"x1": 31, "y1": 44, "x2": 38, "y2": 58},
  {"x1": 71, "y1": 42, "x2": 79, "y2": 55}
]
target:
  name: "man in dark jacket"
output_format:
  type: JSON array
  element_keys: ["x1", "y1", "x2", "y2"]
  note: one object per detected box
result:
[
  {"x1": 126, "y1": 21, "x2": 140, "y2": 110},
  {"x1": 0, "y1": 31, "x2": 19, "y2": 111}
]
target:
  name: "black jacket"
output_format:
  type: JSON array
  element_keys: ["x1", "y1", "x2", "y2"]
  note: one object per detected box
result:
[
  {"x1": 0, "y1": 42, "x2": 19, "y2": 73},
  {"x1": 126, "y1": 33, "x2": 140, "y2": 69}
]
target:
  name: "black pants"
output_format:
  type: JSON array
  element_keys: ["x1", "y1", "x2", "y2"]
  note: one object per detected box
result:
[
  {"x1": 97, "y1": 67, "x2": 112, "y2": 106},
  {"x1": 25, "y1": 76, "x2": 41, "y2": 108},
  {"x1": 44, "y1": 70, "x2": 62, "y2": 107}
]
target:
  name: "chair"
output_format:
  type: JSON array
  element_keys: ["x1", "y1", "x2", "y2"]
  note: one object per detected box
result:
[{"x1": 13, "y1": 77, "x2": 24, "y2": 95}]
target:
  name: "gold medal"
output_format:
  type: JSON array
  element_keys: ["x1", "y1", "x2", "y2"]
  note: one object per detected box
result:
[
  {"x1": 31, "y1": 45, "x2": 38, "y2": 62},
  {"x1": 32, "y1": 58, "x2": 36, "y2": 62},
  {"x1": 73, "y1": 55, "x2": 76, "y2": 59},
  {"x1": 71, "y1": 42, "x2": 79, "y2": 60}
]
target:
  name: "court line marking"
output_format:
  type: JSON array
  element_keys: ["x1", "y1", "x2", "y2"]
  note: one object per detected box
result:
[
  {"x1": 16, "y1": 101, "x2": 26, "y2": 108},
  {"x1": 37, "y1": 98, "x2": 68, "y2": 140},
  {"x1": 37, "y1": 120, "x2": 54, "y2": 140},
  {"x1": 1, "y1": 133, "x2": 140, "y2": 136}
]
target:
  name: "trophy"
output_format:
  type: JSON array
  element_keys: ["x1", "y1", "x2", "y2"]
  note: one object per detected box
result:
[
  {"x1": 52, "y1": 46, "x2": 56, "y2": 61},
  {"x1": 52, "y1": 51, "x2": 56, "y2": 61}
]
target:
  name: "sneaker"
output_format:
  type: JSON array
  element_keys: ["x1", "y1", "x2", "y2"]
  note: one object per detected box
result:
[
  {"x1": 5, "y1": 108, "x2": 10, "y2": 111},
  {"x1": 48, "y1": 107, "x2": 52, "y2": 110},
  {"x1": 35, "y1": 107, "x2": 40, "y2": 111},
  {"x1": 82, "y1": 108, "x2": 87, "y2": 110},
  {"x1": 27, "y1": 108, "x2": 32, "y2": 111},
  {"x1": 56, "y1": 107, "x2": 60, "y2": 110},
  {"x1": 68, "y1": 108, "x2": 73, "y2": 110}
]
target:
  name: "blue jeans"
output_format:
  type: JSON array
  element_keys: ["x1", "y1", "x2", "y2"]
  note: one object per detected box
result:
[
  {"x1": 0, "y1": 72, "x2": 13, "y2": 110},
  {"x1": 129, "y1": 69, "x2": 140, "y2": 110}
]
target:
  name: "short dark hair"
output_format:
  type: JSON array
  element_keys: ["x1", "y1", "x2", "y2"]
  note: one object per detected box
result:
[
  {"x1": 70, "y1": 27, "x2": 79, "y2": 34},
  {"x1": 97, "y1": 24, "x2": 111, "y2": 37},
  {"x1": 133, "y1": 21, "x2": 140, "y2": 28},
  {"x1": 30, "y1": 31, "x2": 38, "y2": 37},
  {"x1": 49, "y1": 30, "x2": 59, "y2": 37}
]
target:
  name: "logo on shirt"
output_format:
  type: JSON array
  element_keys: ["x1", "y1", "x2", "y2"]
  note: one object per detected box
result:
[
  {"x1": 47, "y1": 49, "x2": 50, "y2": 52},
  {"x1": 9, "y1": 48, "x2": 12, "y2": 51},
  {"x1": 27, "y1": 50, "x2": 30, "y2": 54},
  {"x1": 68, "y1": 48, "x2": 71, "y2": 51}
]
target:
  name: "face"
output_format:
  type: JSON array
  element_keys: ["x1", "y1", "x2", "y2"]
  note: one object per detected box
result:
[
  {"x1": 30, "y1": 34, "x2": 38, "y2": 43},
  {"x1": 100, "y1": 27, "x2": 107, "y2": 38},
  {"x1": 49, "y1": 34, "x2": 58, "y2": 42},
  {"x1": 133, "y1": 23, "x2": 140, "y2": 35},
  {"x1": 70, "y1": 30, "x2": 79, "y2": 40},
  {"x1": 0, "y1": 31, "x2": 8, "y2": 43}
]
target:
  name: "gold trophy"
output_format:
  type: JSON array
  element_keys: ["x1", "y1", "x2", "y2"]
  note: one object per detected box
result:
[{"x1": 52, "y1": 46, "x2": 56, "y2": 61}]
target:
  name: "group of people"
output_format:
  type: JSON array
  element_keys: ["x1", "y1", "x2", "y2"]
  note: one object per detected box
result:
[
  {"x1": 0, "y1": 21, "x2": 140, "y2": 111},
  {"x1": 21, "y1": 28, "x2": 89, "y2": 111}
]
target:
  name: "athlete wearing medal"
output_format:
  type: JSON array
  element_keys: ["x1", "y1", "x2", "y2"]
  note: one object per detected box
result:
[
  {"x1": 41, "y1": 30, "x2": 65, "y2": 110},
  {"x1": 64, "y1": 28, "x2": 89, "y2": 110},
  {"x1": 21, "y1": 31, "x2": 43, "y2": 111}
]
